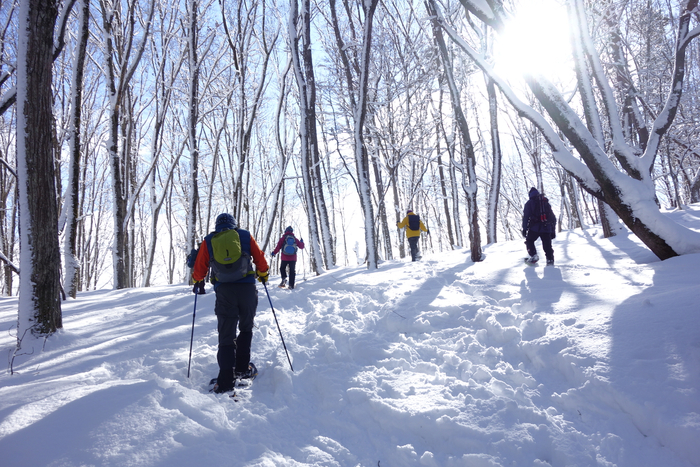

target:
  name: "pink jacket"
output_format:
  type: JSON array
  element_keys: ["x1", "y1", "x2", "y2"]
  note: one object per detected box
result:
[{"x1": 272, "y1": 234, "x2": 305, "y2": 261}]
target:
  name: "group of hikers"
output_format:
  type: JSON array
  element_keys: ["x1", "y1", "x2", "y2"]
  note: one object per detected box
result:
[{"x1": 189, "y1": 187, "x2": 556, "y2": 394}]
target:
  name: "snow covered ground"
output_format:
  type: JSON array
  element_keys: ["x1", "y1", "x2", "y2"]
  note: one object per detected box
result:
[{"x1": 1, "y1": 207, "x2": 700, "y2": 467}]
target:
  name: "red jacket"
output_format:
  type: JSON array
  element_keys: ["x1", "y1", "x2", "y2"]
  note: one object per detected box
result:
[{"x1": 272, "y1": 234, "x2": 305, "y2": 261}]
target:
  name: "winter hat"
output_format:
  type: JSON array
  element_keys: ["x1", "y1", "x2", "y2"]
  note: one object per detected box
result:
[
  {"x1": 215, "y1": 213, "x2": 237, "y2": 232},
  {"x1": 406, "y1": 209, "x2": 413, "y2": 214},
  {"x1": 528, "y1": 187, "x2": 539, "y2": 198},
  {"x1": 285, "y1": 226, "x2": 294, "y2": 233}
]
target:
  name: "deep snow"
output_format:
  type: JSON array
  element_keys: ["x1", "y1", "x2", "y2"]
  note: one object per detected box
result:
[{"x1": 1, "y1": 207, "x2": 700, "y2": 467}]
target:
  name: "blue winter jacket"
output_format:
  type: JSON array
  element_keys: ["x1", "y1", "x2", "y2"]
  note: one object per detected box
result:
[{"x1": 522, "y1": 188, "x2": 556, "y2": 234}]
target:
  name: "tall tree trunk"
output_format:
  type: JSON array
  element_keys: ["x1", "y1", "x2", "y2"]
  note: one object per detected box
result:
[
  {"x1": 428, "y1": 0, "x2": 482, "y2": 261},
  {"x1": 328, "y1": 0, "x2": 380, "y2": 269},
  {"x1": 302, "y1": 0, "x2": 334, "y2": 270},
  {"x1": 16, "y1": 0, "x2": 62, "y2": 344},
  {"x1": 101, "y1": 3, "x2": 127, "y2": 289},
  {"x1": 435, "y1": 85, "x2": 455, "y2": 248},
  {"x1": 289, "y1": 0, "x2": 324, "y2": 273},
  {"x1": 485, "y1": 76, "x2": 502, "y2": 244},
  {"x1": 63, "y1": 0, "x2": 89, "y2": 298},
  {"x1": 186, "y1": 0, "x2": 200, "y2": 282},
  {"x1": 369, "y1": 138, "x2": 392, "y2": 260}
]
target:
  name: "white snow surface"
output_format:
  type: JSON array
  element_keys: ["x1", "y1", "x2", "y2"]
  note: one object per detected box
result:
[{"x1": 2, "y1": 207, "x2": 700, "y2": 467}]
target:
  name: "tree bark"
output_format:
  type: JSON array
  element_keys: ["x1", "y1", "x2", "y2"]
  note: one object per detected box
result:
[{"x1": 16, "y1": 0, "x2": 62, "y2": 342}]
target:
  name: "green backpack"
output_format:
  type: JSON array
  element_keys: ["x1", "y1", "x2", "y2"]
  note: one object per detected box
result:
[{"x1": 207, "y1": 229, "x2": 254, "y2": 283}]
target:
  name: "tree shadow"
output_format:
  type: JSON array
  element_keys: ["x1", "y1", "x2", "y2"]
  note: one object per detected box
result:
[
  {"x1": 607, "y1": 254, "x2": 700, "y2": 464},
  {"x1": 0, "y1": 380, "x2": 154, "y2": 466}
]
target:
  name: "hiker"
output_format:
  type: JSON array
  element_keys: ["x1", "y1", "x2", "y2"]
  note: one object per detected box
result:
[
  {"x1": 191, "y1": 213, "x2": 269, "y2": 393},
  {"x1": 271, "y1": 226, "x2": 305, "y2": 289},
  {"x1": 522, "y1": 187, "x2": 556, "y2": 265},
  {"x1": 397, "y1": 209, "x2": 429, "y2": 261}
]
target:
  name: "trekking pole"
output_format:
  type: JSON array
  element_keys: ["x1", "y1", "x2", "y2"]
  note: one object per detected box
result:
[
  {"x1": 187, "y1": 293, "x2": 198, "y2": 378},
  {"x1": 262, "y1": 282, "x2": 294, "y2": 372},
  {"x1": 302, "y1": 245, "x2": 307, "y2": 281}
]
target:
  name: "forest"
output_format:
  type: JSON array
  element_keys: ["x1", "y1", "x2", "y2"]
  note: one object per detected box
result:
[{"x1": 3, "y1": 0, "x2": 700, "y2": 341}]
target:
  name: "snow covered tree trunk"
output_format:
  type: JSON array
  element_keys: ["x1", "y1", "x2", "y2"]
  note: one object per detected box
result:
[
  {"x1": 428, "y1": 0, "x2": 482, "y2": 262},
  {"x1": 435, "y1": 88, "x2": 455, "y2": 249},
  {"x1": 436, "y1": 151, "x2": 454, "y2": 249},
  {"x1": 100, "y1": 3, "x2": 127, "y2": 289},
  {"x1": 186, "y1": 0, "x2": 200, "y2": 281},
  {"x1": 485, "y1": 76, "x2": 502, "y2": 245},
  {"x1": 390, "y1": 166, "x2": 406, "y2": 259},
  {"x1": 301, "y1": 0, "x2": 334, "y2": 270},
  {"x1": 328, "y1": 0, "x2": 379, "y2": 269},
  {"x1": 370, "y1": 141, "x2": 393, "y2": 260},
  {"x1": 289, "y1": 0, "x2": 325, "y2": 274},
  {"x1": 354, "y1": 0, "x2": 380, "y2": 269},
  {"x1": 16, "y1": 0, "x2": 62, "y2": 342},
  {"x1": 63, "y1": 0, "x2": 89, "y2": 299},
  {"x1": 448, "y1": 132, "x2": 463, "y2": 248},
  {"x1": 690, "y1": 170, "x2": 700, "y2": 204}
]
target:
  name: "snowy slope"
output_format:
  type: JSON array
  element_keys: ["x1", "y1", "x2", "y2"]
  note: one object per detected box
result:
[{"x1": 1, "y1": 207, "x2": 700, "y2": 467}]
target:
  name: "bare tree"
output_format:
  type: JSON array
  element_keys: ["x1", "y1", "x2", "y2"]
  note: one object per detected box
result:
[
  {"x1": 427, "y1": 0, "x2": 482, "y2": 262},
  {"x1": 434, "y1": 0, "x2": 700, "y2": 259},
  {"x1": 99, "y1": 0, "x2": 155, "y2": 288},
  {"x1": 288, "y1": 0, "x2": 330, "y2": 273},
  {"x1": 328, "y1": 0, "x2": 381, "y2": 269}
]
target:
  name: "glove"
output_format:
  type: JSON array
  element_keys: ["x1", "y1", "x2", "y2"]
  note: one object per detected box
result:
[
  {"x1": 192, "y1": 281, "x2": 206, "y2": 295},
  {"x1": 551, "y1": 231, "x2": 557, "y2": 240},
  {"x1": 257, "y1": 270, "x2": 269, "y2": 284},
  {"x1": 427, "y1": 230, "x2": 430, "y2": 235},
  {"x1": 271, "y1": 251, "x2": 276, "y2": 257},
  {"x1": 522, "y1": 229, "x2": 527, "y2": 238}
]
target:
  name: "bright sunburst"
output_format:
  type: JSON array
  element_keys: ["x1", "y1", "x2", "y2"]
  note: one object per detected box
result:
[{"x1": 493, "y1": 0, "x2": 574, "y2": 82}]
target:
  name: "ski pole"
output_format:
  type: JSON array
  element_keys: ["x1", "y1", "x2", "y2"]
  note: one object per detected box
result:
[
  {"x1": 262, "y1": 282, "x2": 294, "y2": 372},
  {"x1": 302, "y1": 244, "x2": 307, "y2": 281},
  {"x1": 187, "y1": 293, "x2": 198, "y2": 378}
]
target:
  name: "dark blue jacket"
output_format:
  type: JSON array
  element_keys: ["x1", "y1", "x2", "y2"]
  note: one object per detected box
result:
[{"x1": 522, "y1": 188, "x2": 556, "y2": 234}]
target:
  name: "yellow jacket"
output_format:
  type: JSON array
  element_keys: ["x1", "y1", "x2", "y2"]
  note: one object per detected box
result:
[{"x1": 397, "y1": 214, "x2": 428, "y2": 238}]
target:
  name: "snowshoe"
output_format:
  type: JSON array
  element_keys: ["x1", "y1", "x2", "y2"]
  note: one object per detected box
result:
[
  {"x1": 524, "y1": 254, "x2": 539, "y2": 265},
  {"x1": 209, "y1": 378, "x2": 234, "y2": 394},
  {"x1": 279, "y1": 280, "x2": 286, "y2": 288},
  {"x1": 235, "y1": 362, "x2": 258, "y2": 382},
  {"x1": 546, "y1": 259, "x2": 554, "y2": 266}
]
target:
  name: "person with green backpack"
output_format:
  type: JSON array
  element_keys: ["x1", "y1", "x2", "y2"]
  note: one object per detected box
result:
[
  {"x1": 191, "y1": 213, "x2": 269, "y2": 393},
  {"x1": 271, "y1": 226, "x2": 305, "y2": 289}
]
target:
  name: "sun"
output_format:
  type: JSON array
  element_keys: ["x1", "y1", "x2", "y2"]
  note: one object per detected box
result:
[{"x1": 492, "y1": 0, "x2": 574, "y2": 83}]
